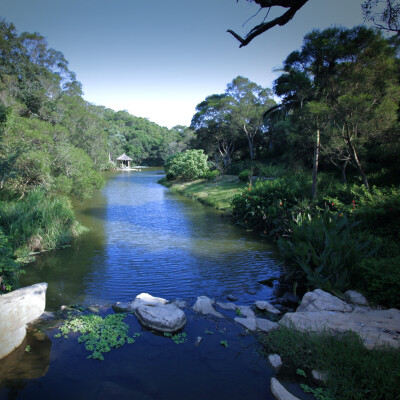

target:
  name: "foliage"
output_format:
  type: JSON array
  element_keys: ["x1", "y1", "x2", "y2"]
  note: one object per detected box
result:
[
  {"x1": 163, "y1": 332, "x2": 187, "y2": 344},
  {"x1": 0, "y1": 226, "x2": 22, "y2": 291},
  {"x1": 164, "y1": 150, "x2": 209, "y2": 181},
  {"x1": 0, "y1": 188, "x2": 86, "y2": 258},
  {"x1": 360, "y1": 256, "x2": 400, "y2": 308},
  {"x1": 259, "y1": 326, "x2": 400, "y2": 400},
  {"x1": 205, "y1": 169, "x2": 221, "y2": 181},
  {"x1": 55, "y1": 312, "x2": 140, "y2": 361},
  {"x1": 232, "y1": 173, "x2": 311, "y2": 237},
  {"x1": 277, "y1": 211, "x2": 375, "y2": 295},
  {"x1": 238, "y1": 169, "x2": 251, "y2": 182}
]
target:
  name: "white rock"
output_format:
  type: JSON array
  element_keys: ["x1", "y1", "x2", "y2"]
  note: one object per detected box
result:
[
  {"x1": 279, "y1": 308, "x2": 400, "y2": 349},
  {"x1": 170, "y1": 299, "x2": 186, "y2": 309},
  {"x1": 0, "y1": 283, "x2": 47, "y2": 359},
  {"x1": 268, "y1": 354, "x2": 282, "y2": 373},
  {"x1": 297, "y1": 289, "x2": 353, "y2": 313},
  {"x1": 216, "y1": 302, "x2": 237, "y2": 310},
  {"x1": 234, "y1": 317, "x2": 257, "y2": 331},
  {"x1": 270, "y1": 378, "x2": 301, "y2": 400},
  {"x1": 255, "y1": 300, "x2": 281, "y2": 315},
  {"x1": 128, "y1": 293, "x2": 168, "y2": 311},
  {"x1": 344, "y1": 290, "x2": 369, "y2": 306},
  {"x1": 134, "y1": 303, "x2": 186, "y2": 333},
  {"x1": 256, "y1": 318, "x2": 279, "y2": 332},
  {"x1": 193, "y1": 296, "x2": 224, "y2": 318},
  {"x1": 237, "y1": 305, "x2": 256, "y2": 319}
]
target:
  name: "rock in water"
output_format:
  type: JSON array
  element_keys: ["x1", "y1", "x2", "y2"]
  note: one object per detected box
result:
[
  {"x1": 193, "y1": 296, "x2": 224, "y2": 318},
  {"x1": 134, "y1": 303, "x2": 186, "y2": 333},
  {"x1": 270, "y1": 378, "x2": 301, "y2": 400},
  {"x1": 268, "y1": 354, "x2": 282, "y2": 373},
  {"x1": 0, "y1": 283, "x2": 47, "y2": 359},
  {"x1": 255, "y1": 300, "x2": 281, "y2": 315}
]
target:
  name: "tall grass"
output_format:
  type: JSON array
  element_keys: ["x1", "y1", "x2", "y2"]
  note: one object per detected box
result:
[{"x1": 0, "y1": 188, "x2": 86, "y2": 260}]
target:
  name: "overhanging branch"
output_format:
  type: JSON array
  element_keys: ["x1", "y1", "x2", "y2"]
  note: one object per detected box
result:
[{"x1": 228, "y1": 0, "x2": 309, "y2": 47}]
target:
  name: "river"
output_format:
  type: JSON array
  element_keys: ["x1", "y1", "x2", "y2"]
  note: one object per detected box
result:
[{"x1": 21, "y1": 168, "x2": 281, "y2": 310}]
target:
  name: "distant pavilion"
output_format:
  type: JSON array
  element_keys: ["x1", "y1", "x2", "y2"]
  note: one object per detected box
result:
[{"x1": 116, "y1": 154, "x2": 133, "y2": 169}]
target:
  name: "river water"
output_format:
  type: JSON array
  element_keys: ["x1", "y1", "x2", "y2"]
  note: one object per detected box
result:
[
  {"x1": 0, "y1": 169, "x2": 298, "y2": 400},
  {"x1": 21, "y1": 168, "x2": 281, "y2": 310}
]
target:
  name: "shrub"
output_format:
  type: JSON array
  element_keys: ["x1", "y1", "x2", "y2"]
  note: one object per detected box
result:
[
  {"x1": 232, "y1": 173, "x2": 311, "y2": 237},
  {"x1": 0, "y1": 227, "x2": 22, "y2": 291},
  {"x1": 238, "y1": 169, "x2": 251, "y2": 182},
  {"x1": 277, "y1": 211, "x2": 375, "y2": 296},
  {"x1": 360, "y1": 256, "x2": 400, "y2": 308},
  {"x1": 164, "y1": 150, "x2": 209, "y2": 181},
  {"x1": 205, "y1": 169, "x2": 221, "y2": 181}
]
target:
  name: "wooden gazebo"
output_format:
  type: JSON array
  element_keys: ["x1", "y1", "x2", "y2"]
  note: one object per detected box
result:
[{"x1": 116, "y1": 153, "x2": 133, "y2": 169}]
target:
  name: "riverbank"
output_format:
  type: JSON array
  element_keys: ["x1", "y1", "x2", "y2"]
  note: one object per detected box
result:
[{"x1": 159, "y1": 175, "x2": 245, "y2": 213}]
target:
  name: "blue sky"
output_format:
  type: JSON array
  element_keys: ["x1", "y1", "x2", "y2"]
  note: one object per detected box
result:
[{"x1": 2, "y1": 0, "x2": 364, "y2": 128}]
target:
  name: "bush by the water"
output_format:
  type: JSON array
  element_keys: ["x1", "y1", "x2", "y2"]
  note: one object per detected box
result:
[
  {"x1": 238, "y1": 169, "x2": 251, "y2": 183},
  {"x1": 232, "y1": 173, "x2": 311, "y2": 237},
  {"x1": 0, "y1": 188, "x2": 86, "y2": 262},
  {"x1": 0, "y1": 227, "x2": 22, "y2": 291},
  {"x1": 278, "y1": 212, "x2": 375, "y2": 296},
  {"x1": 164, "y1": 149, "x2": 209, "y2": 181}
]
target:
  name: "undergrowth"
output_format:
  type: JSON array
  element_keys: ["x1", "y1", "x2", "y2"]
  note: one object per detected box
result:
[{"x1": 259, "y1": 326, "x2": 400, "y2": 400}]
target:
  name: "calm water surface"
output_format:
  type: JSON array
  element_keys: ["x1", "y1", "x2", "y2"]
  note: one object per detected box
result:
[{"x1": 22, "y1": 168, "x2": 282, "y2": 310}]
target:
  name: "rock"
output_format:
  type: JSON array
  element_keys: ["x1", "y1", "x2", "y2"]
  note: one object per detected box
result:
[
  {"x1": 268, "y1": 354, "x2": 282, "y2": 373},
  {"x1": 296, "y1": 289, "x2": 353, "y2": 313},
  {"x1": 227, "y1": 294, "x2": 238, "y2": 301},
  {"x1": 237, "y1": 305, "x2": 256, "y2": 319},
  {"x1": 170, "y1": 299, "x2": 186, "y2": 309},
  {"x1": 270, "y1": 378, "x2": 301, "y2": 400},
  {"x1": 255, "y1": 300, "x2": 281, "y2": 315},
  {"x1": 216, "y1": 302, "x2": 237, "y2": 311},
  {"x1": 234, "y1": 317, "x2": 257, "y2": 331},
  {"x1": 256, "y1": 318, "x2": 278, "y2": 332},
  {"x1": 127, "y1": 293, "x2": 168, "y2": 312},
  {"x1": 246, "y1": 289, "x2": 257, "y2": 295},
  {"x1": 195, "y1": 336, "x2": 203, "y2": 346},
  {"x1": 311, "y1": 370, "x2": 328, "y2": 384},
  {"x1": 344, "y1": 290, "x2": 369, "y2": 306},
  {"x1": 134, "y1": 303, "x2": 186, "y2": 333},
  {"x1": 279, "y1": 308, "x2": 400, "y2": 349},
  {"x1": 193, "y1": 296, "x2": 224, "y2": 318},
  {"x1": 112, "y1": 302, "x2": 130, "y2": 313},
  {"x1": 0, "y1": 283, "x2": 47, "y2": 359}
]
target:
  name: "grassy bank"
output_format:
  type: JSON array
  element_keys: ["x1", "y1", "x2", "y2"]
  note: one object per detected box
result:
[
  {"x1": 0, "y1": 188, "x2": 87, "y2": 291},
  {"x1": 159, "y1": 175, "x2": 246, "y2": 213},
  {"x1": 259, "y1": 326, "x2": 400, "y2": 400}
]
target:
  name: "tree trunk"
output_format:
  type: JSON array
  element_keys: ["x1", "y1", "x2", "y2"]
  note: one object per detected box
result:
[
  {"x1": 341, "y1": 159, "x2": 348, "y2": 185},
  {"x1": 347, "y1": 137, "x2": 369, "y2": 190},
  {"x1": 312, "y1": 129, "x2": 320, "y2": 199}
]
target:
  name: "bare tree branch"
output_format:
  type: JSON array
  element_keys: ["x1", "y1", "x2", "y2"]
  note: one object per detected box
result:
[{"x1": 228, "y1": 0, "x2": 309, "y2": 47}]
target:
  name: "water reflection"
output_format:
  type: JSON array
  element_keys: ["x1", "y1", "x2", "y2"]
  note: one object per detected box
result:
[{"x1": 22, "y1": 169, "x2": 281, "y2": 310}]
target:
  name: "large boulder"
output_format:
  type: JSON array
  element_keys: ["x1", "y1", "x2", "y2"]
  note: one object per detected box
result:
[
  {"x1": 134, "y1": 303, "x2": 186, "y2": 333},
  {"x1": 0, "y1": 283, "x2": 47, "y2": 359},
  {"x1": 279, "y1": 306, "x2": 400, "y2": 349},
  {"x1": 296, "y1": 289, "x2": 353, "y2": 313}
]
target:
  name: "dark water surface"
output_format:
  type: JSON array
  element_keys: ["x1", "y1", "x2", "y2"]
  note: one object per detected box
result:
[
  {"x1": 0, "y1": 169, "x2": 296, "y2": 400},
  {"x1": 21, "y1": 168, "x2": 282, "y2": 310}
]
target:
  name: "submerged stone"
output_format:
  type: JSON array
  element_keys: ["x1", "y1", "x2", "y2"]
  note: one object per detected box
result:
[{"x1": 193, "y1": 296, "x2": 224, "y2": 318}]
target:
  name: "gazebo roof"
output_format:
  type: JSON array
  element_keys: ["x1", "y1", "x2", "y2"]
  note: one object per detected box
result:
[{"x1": 117, "y1": 153, "x2": 133, "y2": 161}]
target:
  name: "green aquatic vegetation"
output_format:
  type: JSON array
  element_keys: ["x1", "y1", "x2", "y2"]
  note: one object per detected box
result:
[
  {"x1": 205, "y1": 329, "x2": 214, "y2": 335},
  {"x1": 300, "y1": 385, "x2": 333, "y2": 400},
  {"x1": 235, "y1": 308, "x2": 242, "y2": 315},
  {"x1": 25, "y1": 345, "x2": 31, "y2": 352},
  {"x1": 54, "y1": 313, "x2": 140, "y2": 360},
  {"x1": 164, "y1": 332, "x2": 187, "y2": 344},
  {"x1": 220, "y1": 340, "x2": 228, "y2": 348}
]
